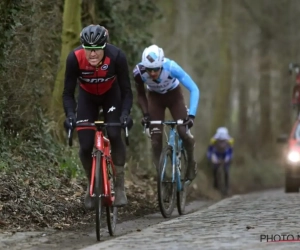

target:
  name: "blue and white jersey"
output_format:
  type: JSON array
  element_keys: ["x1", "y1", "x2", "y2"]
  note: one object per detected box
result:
[{"x1": 133, "y1": 58, "x2": 200, "y2": 116}]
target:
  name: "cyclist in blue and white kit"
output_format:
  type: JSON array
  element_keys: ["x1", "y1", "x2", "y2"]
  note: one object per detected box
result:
[
  {"x1": 133, "y1": 44, "x2": 200, "y2": 181},
  {"x1": 207, "y1": 127, "x2": 234, "y2": 193}
]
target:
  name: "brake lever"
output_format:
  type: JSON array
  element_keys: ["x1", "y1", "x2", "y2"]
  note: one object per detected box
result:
[
  {"x1": 68, "y1": 129, "x2": 73, "y2": 147},
  {"x1": 124, "y1": 120, "x2": 129, "y2": 146},
  {"x1": 143, "y1": 122, "x2": 150, "y2": 133},
  {"x1": 67, "y1": 118, "x2": 73, "y2": 147}
]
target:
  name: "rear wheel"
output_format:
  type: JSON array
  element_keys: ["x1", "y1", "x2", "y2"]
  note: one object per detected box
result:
[
  {"x1": 157, "y1": 146, "x2": 176, "y2": 218},
  {"x1": 106, "y1": 161, "x2": 118, "y2": 236},
  {"x1": 95, "y1": 151, "x2": 103, "y2": 241},
  {"x1": 177, "y1": 149, "x2": 188, "y2": 215}
]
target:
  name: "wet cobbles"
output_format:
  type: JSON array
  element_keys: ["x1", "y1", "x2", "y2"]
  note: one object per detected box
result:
[{"x1": 82, "y1": 190, "x2": 300, "y2": 250}]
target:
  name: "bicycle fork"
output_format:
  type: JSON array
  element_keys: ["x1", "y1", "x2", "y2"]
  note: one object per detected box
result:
[
  {"x1": 174, "y1": 145, "x2": 182, "y2": 192},
  {"x1": 176, "y1": 139, "x2": 191, "y2": 188},
  {"x1": 90, "y1": 150, "x2": 111, "y2": 200}
]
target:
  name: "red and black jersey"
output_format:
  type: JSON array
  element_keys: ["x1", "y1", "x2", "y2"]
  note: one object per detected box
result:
[
  {"x1": 74, "y1": 49, "x2": 116, "y2": 95},
  {"x1": 62, "y1": 44, "x2": 133, "y2": 115}
]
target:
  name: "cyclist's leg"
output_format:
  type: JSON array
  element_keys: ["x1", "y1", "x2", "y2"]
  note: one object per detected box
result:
[
  {"x1": 210, "y1": 153, "x2": 220, "y2": 188},
  {"x1": 167, "y1": 86, "x2": 196, "y2": 180},
  {"x1": 148, "y1": 91, "x2": 166, "y2": 171},
  {"x1": 102, "y1": 82, "x2": 127, "y2": 206},
  {"x1": 77, "y1": 88, "x2": 99, "y2": 209},
  {"x1": 212, "y1": 164, "x2": 220, "y2": 189}
]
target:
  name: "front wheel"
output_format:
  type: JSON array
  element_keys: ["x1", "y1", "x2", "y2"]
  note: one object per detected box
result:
[
  {"x1": 177, "y1": 149, "x2": 188, "y2": 215},
  {"x1": 157, "y1": 146, "x2": 176, "y2": 218},
  {"x1": 216, "y1": 164, "x2": 226, "y2": 196},
  {"x1": 106, "y1": 161, "x2": 118, "y2": 236},
  {"x1": 95, "y1": 151, "x2": 103, "y2": 241}
]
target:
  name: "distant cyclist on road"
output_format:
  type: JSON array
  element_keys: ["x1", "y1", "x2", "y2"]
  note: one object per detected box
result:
[
  {"x1": 207, "y1": 127, "x2": 234, "y2": 194},
  {"x1": 62, "y1": 24, "x2": 133, "y2": 209},
  {"x1": 133, "y1": 44, "x2": 200, "y2": 181}
]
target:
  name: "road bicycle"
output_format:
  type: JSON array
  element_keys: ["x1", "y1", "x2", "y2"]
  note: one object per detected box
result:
[
  {"x1": 68, "y1": 120, "x2": 129, "y2": 241},
  {"x1": 144, "y1": 120, "x2": 192, "y2": 218},
  {"x1": 209, "y1": 159, "x2": 229, "y2": 197}
]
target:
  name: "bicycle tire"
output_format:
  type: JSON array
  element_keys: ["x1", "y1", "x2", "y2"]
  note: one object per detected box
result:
[
  {"x1": 216, "y1": 164, "x2": 226, "y2": 196},
  {"x1": 95, "y1": 151, "x2": 103, "y2": 241},
  {"x1": 106, "y1": 160, "x2": 118, "y2": 236},
  {"x1": 157, "y1": 145, "x2": 176, "y2": 218},
  {"x1": 177, "y1": 149, "x2": 188, "y2": 215}
]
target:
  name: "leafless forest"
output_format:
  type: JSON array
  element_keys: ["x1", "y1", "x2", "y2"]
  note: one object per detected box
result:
[{"x1": 0, "y1": 0, "x2": 298, "y2": 231}]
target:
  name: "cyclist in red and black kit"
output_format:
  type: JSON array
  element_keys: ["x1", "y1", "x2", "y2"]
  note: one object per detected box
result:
[{"x1": 62, "y1": 24, "x2": 133, "y2": 209}]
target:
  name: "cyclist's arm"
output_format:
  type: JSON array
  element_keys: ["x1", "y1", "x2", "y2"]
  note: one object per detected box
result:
[
  {"x1": 62, "y1": 51, "x2": 80, "y2": 115},
  {"x1": 169, "y1": 60, "x2": 200, "y2": 117},
  {"x1": 229, "y1": 146, "x2": 233, "y2": 155},
  {"x1": 224, "y1": 147, "x2": 233, "y2": 163},
  {"x1": 116, "y1": 50, "x2": 133, "y2": 115},
  {"x1": 133, "y1": 65, "x2": 149, "y2": 115},
  {"x1": 207, "y1": 145, "x2": 213, "y2": 159}
]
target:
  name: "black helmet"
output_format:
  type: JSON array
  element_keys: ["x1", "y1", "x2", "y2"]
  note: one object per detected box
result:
[{"x1": 80, "y1": 25, "x2": 107, "y2": 47}]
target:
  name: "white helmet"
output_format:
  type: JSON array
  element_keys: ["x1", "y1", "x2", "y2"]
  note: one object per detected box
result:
[
  {"x1": 141, "y1": 44, "x2": 164, "y2": 68},
  {"x1": 214, "y1": 127, "x2": 230, "y2": 140},
  {"x1": 216, "y1": 127, "x2": 228, "y2": 135}
]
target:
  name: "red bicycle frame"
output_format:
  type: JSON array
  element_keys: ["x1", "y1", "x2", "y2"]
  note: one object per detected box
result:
[{"x1": 76, "y1": 126, "x2": 116, "y2": 207}]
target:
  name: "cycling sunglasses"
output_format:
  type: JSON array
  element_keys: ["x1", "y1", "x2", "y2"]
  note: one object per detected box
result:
[
  {"x1": 145, "y1": 67, "x2": 161, "y2": 72},
  {"x1": 83, "y1": 43, "x2": 106, "y2": 51}
]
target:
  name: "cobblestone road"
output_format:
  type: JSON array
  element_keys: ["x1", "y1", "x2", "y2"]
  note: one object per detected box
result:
[{"x1": 82, "y1": 190, "x2": 300, "y2": 250}]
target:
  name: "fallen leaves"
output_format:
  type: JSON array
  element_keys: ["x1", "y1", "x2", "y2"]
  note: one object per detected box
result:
[{"x1": 0, "y1": 168, "x2": 159, "y2": 232}]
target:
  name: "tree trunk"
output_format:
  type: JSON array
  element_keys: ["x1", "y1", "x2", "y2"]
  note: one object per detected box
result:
[
  {"x1": 277, "y1": 61, "x2": 292, "y2": 133},
  {"x1": 258, "y1": 36, "x2": 272, "y2": 147},
  {"x1": 210, "y1": 0, "x2": 233, "y2": 135},
  {"x1": 82, "y1": 0, "x2": 96, "y2": 25},
  {"x1": 238, "y1": 80, "x2": 248, "y2": 140},
  {"x1": 50, "y1": 0, "x2": 82, "y2": 141},
  {"x1": 278, "y1": 0, "x2": 295, "y2": 133}
]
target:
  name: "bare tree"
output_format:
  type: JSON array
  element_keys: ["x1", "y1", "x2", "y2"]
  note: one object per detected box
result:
[
  {"x1": 51, "y1": 0, "x2": 82, "y2": 141},
  {"x1": 210, "y1": 0, "x2": 233, "y2": 134}
]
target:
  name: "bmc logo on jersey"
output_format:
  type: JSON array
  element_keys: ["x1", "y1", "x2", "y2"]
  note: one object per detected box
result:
[
  {"x1": 101, "y1": 64, "x2": 108, "y2": 70},
  {"x1": 79, "y1": 75, "x2": 116, "y2": 84}
]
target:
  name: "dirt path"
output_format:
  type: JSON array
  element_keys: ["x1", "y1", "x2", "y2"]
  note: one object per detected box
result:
[{"x1": 0, "y1": 199, "x2": 214, "y2": 250}]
